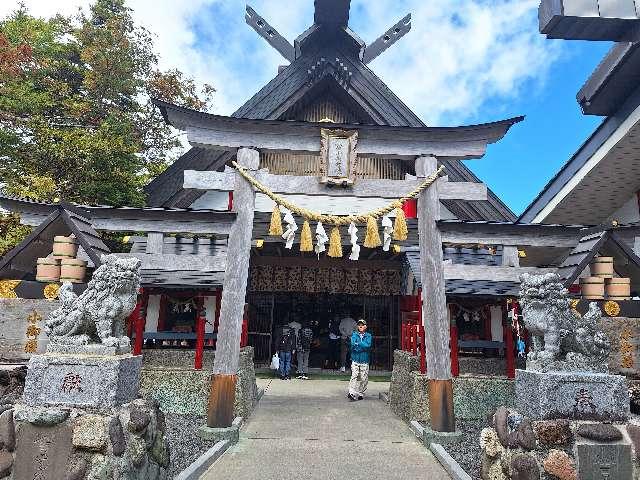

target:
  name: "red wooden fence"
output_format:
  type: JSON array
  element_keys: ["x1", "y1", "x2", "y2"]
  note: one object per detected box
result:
[{"x1": 401, "y1": 319, "x2": 426, "y2": 374}]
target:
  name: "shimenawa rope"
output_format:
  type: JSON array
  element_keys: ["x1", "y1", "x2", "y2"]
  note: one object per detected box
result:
[{"x1": 231, "y1": 161, "x2": 445, "y2": 226}]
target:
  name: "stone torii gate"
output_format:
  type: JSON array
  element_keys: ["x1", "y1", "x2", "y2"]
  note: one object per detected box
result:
[{"x1": 154, "y1": 99, "x2": 521, "y2": 432}]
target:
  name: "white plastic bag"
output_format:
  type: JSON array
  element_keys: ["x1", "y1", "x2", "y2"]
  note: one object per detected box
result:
[{"x1": 270, "y1": 354, "x2": 280, "y2": 370}]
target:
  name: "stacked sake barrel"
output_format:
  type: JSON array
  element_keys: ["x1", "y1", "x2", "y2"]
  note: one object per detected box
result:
[
  {"x1": 579, "y1": 256, "x2": 630, "y2": 300},
  {"x1": 35, "y1": 235, "x2": 87, "y2": 283}
]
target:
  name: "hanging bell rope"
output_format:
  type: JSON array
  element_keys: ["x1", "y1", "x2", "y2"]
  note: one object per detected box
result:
[{"x1": 232, "y1": 161, "x2": 444, "y2": 226}]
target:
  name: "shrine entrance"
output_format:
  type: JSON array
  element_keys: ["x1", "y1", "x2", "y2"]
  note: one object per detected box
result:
[{"x1": 246, "y1": 292, "x2": 400, "y2": 370}]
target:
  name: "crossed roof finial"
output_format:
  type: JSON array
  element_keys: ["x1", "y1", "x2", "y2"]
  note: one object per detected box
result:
[{"x1": 245, "y1": 0, "x2": 411, "y2": 64}]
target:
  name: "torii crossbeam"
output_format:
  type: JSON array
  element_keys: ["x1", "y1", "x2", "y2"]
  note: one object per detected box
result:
[{"x1": 155, "y1": 99, "x2": 521, "y2": 433}]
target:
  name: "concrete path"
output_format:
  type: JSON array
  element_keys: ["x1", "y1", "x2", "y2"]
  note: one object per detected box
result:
[{"x1": 201, "y1": 378, "x2": 450, "y2": 480}]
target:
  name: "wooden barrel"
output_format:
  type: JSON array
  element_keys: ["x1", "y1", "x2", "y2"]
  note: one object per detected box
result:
[
  {"x1": 580, "y1": 276, "x2": 605, "y2": 299},
  {"x1": 59, "y1": 258, "x2": 87, "y2": 283},
  {"x1": 36, "y1": 258, "x2": 60, "y2": 282},
  {"x1": 52, "y1": 235, "x2": 78, "y2": 259},
  {"x1": 605, "y1": 277, "x2": 631, "y2": 300},
  {"x1": 590, "y1": 256, "x2": 614, "y2": 278}
]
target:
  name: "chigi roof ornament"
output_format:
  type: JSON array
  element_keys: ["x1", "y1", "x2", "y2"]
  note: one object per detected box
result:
[{"x1": 245, "y1": 1, "x2": 411, "y2": 64}]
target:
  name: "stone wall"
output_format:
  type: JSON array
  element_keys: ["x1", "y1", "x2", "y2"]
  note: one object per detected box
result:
[
  {"x1": 458, "y1": 357, "x2": 508, "y2": 376},
  {"x1": 389, "y1": 350, "x2": 516, "y2": 422},
  {"x1": 140, "y1": 347, "x2": 258, "y2": 419},
  {"x1": 479, "y1": 406, "x2": 636, "y2": 480},
  {"x1": 389, "y1": 350, "x2": 419, "y2": 421},
  {"x1": 0, "y1": 299, "x2": 57, "y2": 362},
  {"x1": 141, "y1": 348, "x2": 216, "y2": 370},
  {"x1": 1, "y1": 398, "x2": 170, "y2": 480}
]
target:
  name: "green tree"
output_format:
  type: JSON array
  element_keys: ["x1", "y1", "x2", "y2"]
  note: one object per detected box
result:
[
  {"x1": 0, "y1": 0, "x2": 214, "y2": 207},
  {"x1": 0, "y1": 0, "x2": 213, "y2": 254}
]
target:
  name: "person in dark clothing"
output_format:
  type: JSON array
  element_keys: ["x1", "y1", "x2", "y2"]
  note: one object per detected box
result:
[
  {"x1": 296, "y1": 321, "x2": 314, "y2": 379},
  {"x1": 325, "y1": 316, "x2": 341, "y2": 369},
  {"x1": 275, "y1": 325, "x2": 296, "y2": 380}
]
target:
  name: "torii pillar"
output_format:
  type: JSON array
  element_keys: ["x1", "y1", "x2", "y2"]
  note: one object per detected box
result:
[
  {"x1": 417, "y1": 155, "x2": 455, "y2": 432},
  {"x1": 206, "y1": 147, "x2": 259, "y2": 428}
]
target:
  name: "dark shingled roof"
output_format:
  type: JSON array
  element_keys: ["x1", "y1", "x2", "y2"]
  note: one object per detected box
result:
[
  {"x1": 404, "y1": 249, "x2": 518, "y2": 297},
  {"x1": 555, "y1": 231, "x2": 609, "y2": 286},
  {"x1": 0, "y1": 205, "x2": 110, "y2": 279},
  {"x1": 145, "y1": 8, "x2": 517, "y2": 223},
  {"x1": 556, "y1": 228, "x2": 640, "y2": 286},
  {"x1": 126, "y1": 236, "x2": 227, "y2": 288}
]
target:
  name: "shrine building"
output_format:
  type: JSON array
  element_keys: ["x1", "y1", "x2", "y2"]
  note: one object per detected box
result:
[{"x1": 4, "y1": 0, "x2": 640, "y2": 387}]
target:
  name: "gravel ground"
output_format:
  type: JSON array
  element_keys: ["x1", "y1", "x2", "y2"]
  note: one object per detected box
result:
[
  {"x1": 165, "y1": 413, "x2": 217, "y2": 478},
  {"x1": 440, "y1": 419, "x2": 485, "y2": 480}
]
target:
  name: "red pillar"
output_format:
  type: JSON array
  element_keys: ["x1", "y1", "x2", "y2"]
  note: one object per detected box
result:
[
  {"x1": 404, "y1": 321, "x2": 409, "y2": 351},
  {"x1": 411, "y1": 320, "x2": 417, "y2": 356},
  {"x1": 402, "y1": 199, "x2": 418, "y2": 219},
  {"x1": 419, "y1": 323, "x2": 427, "y2": 374},
  {"x1": 194, "y1": 296, "x2": 206, "y2": 370},
  {"x1": 503, "y1": 302, "x2": 516, "y2": 379},
  {"x1": 401, "y1": 322, "x2": 406, "y2": 350},
  {"x1": 418, "y1": 288, "x2": 426, "y2": 373},
  {"x1": 241, "y1": 315, "x2": 248, "y2": 347},
  {"x1": 133, "y1": 288, "x2": 148, "y2": 356},
  {"x1": 214, "y1": 289, "x2": 222, "y2": 331},
  {"x1": 449, "y1": 305, "x2": 459, "y2": 377},
  {"x1": 127, "y1": 300, "x2": 139, "y2": 339}
]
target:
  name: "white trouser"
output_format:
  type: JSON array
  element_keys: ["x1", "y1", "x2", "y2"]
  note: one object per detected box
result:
[{"x1": 348, "y1": 361, "x2": 369, "y2": 397}]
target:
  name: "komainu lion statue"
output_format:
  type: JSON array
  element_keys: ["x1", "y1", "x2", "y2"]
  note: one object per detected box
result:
[
  {"x1": 44, "y1": 255, "x2": 142, "y2": 350},
  {"x1": 519, "y1": 273, "x2": 611, "y2": 373}
]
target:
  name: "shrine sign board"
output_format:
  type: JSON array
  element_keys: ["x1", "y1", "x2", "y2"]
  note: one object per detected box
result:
[{"x1": 320, "y1": 128, "x2": 358, "y2": 185}]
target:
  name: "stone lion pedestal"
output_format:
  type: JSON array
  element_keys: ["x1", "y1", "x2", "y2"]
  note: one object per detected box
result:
[
  {"x1": 2, "y1": 255, "x2": 172, "y2": 480},
  {"x1": 23, "y1": 346, "x2": 142, "y2": 409},
  {"x1": 496, "y1": 273, "x2": 635, "y2": 480},
  {"x1": 515, "y1": 369, "x2": 629, "y2": 422}
]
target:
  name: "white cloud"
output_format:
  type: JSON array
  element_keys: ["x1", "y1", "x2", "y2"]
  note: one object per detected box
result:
[
  {"x1": 1, "y1": 0, "x2": 562, "y2": 125},
  {"x1": 351, "y1": 0, "x2": 562, "y2": 124}
]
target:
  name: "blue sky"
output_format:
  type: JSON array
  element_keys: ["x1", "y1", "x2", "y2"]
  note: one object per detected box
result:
[
  {"x1": 470, "y1": 40, "x2": 612, "y2": 215},
  {"x1": 1, "y1": 1, "x2": 615, "y2": 215}
]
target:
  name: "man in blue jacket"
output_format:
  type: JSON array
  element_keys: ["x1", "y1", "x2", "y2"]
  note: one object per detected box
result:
[{"x1": 348, "y1": 319, "x2": 372, "y2": 401}]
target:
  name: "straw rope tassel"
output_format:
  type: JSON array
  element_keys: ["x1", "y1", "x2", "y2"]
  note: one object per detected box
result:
[
  {"x1": 328, "y1": 227, "x2": 343, "y2": 258},
  {"x1": 300, "y1": 220, "x2": 313, "y2": 252},
  {"x1": 364, "y1": 216, "x2": 381, "y2": 248},
  {"x1": 268, "y1": 204, "x2": 283, "y2": 236},
  {"x1": 393, "y1": 206, "x2": 408, "y2": 241}
]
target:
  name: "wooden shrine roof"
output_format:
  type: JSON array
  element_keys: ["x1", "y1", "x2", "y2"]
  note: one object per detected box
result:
[
  {"x1": 0, "y1": 194, "x2": 235, "y2": 235},
  {"x1": 0, "y1": 205, "x2": 110, "y2": 279},
  {"x1": 1, "y1": 193, "x2": 605, "y2": 293},
  {"x1": 404, "y1": 250, "x2": 520, "y2": 297},
  {"x1": 154, "y1": 98, "x2": 523, "y2": 160},
  {"x1": 555, "y1": 226, "x2": 640, "y2": 286},
  {"x1": 144, "y1": 2, "x2": 520, "y2": 223}
]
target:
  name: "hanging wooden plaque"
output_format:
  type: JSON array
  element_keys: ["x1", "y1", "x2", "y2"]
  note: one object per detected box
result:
[{"x1": 319, "y1": 128, "x2": 358, "y2": 186}]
